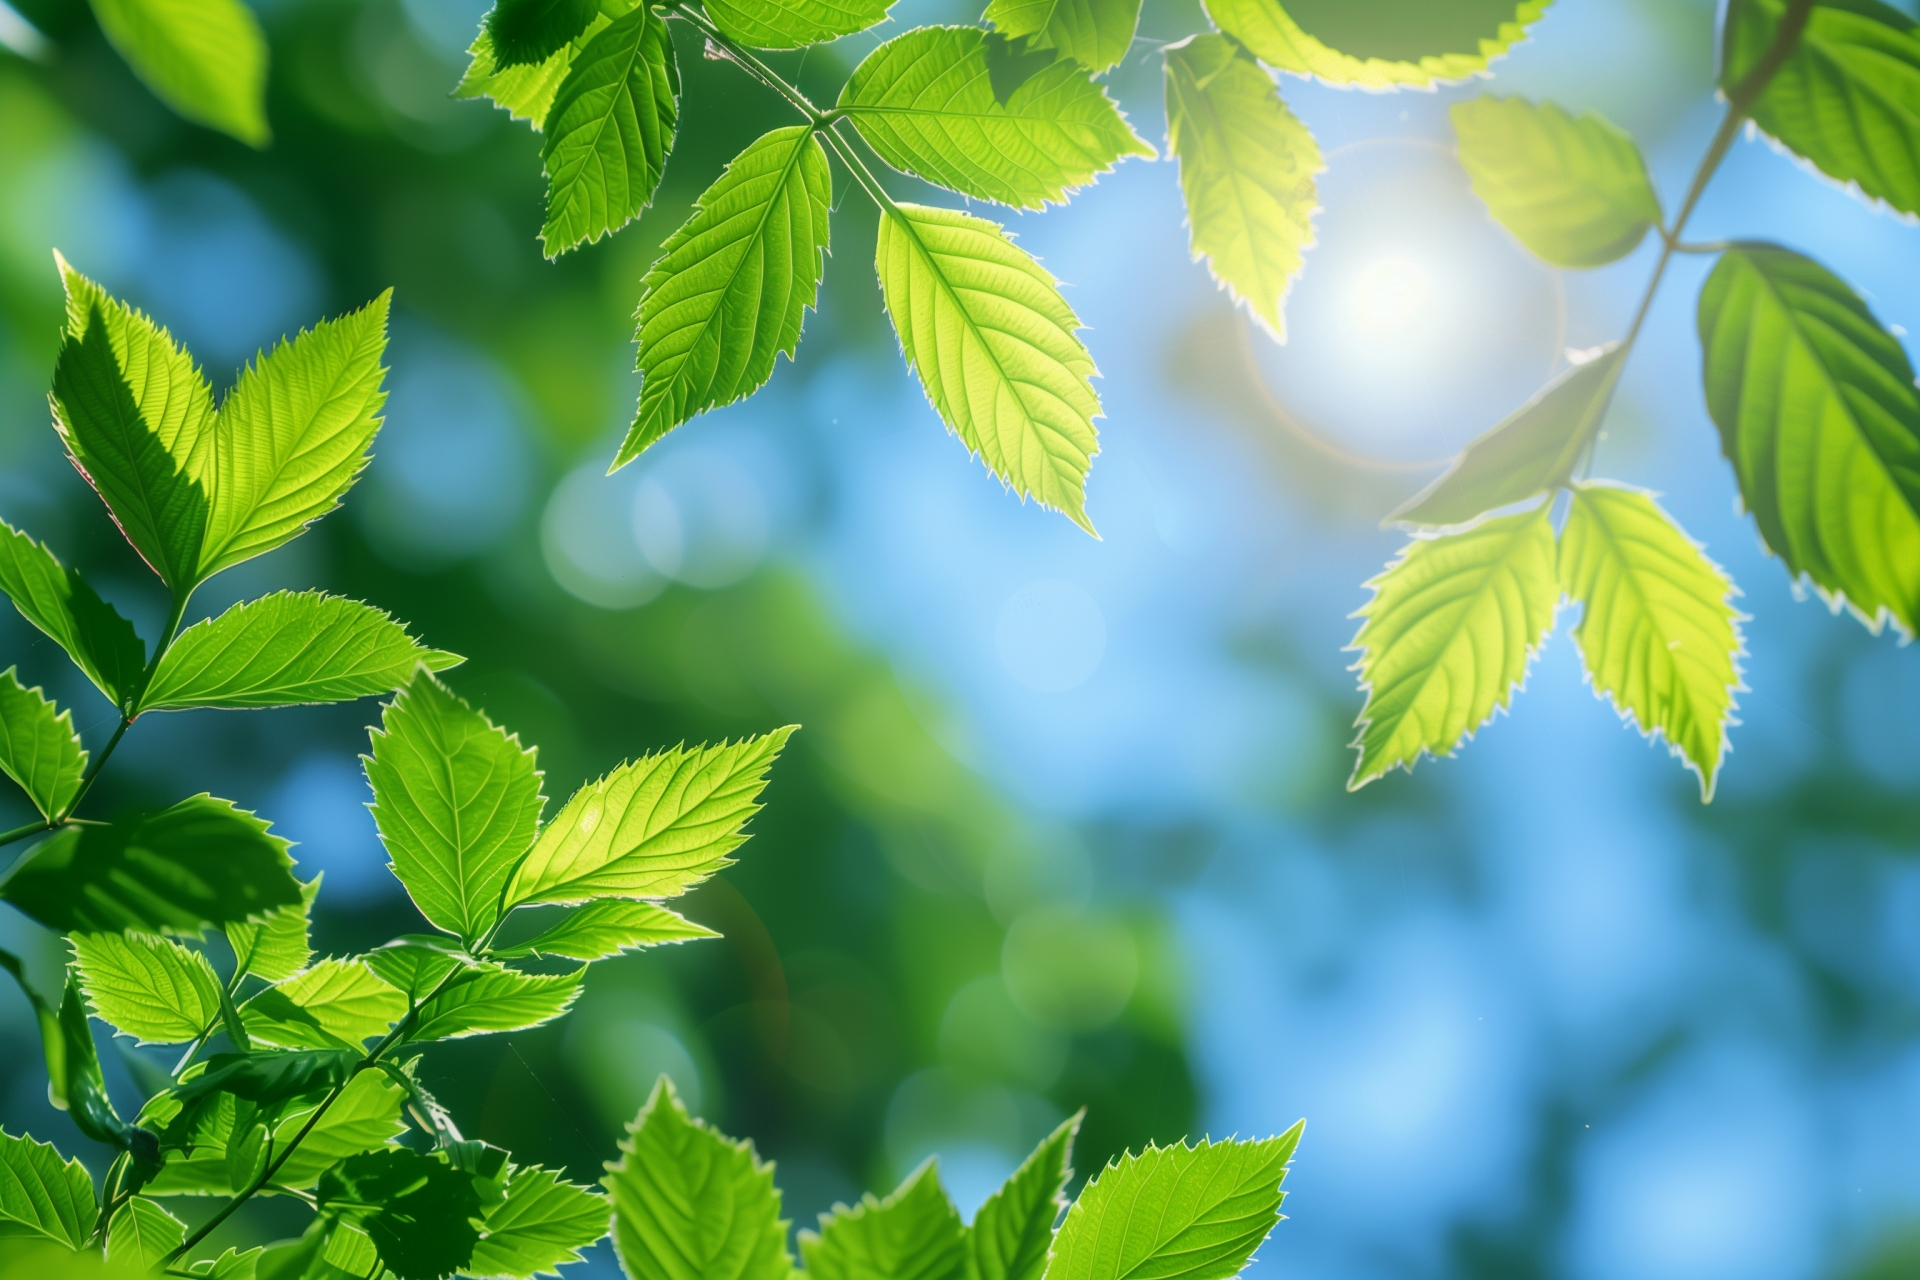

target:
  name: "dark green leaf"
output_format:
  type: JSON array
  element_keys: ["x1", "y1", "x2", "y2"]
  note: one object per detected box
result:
[
  {"x1": 0, "y1": 951, "x2": 154, "y2": 1161},
  {"x1": 171, "y1": 1049, "x2": 360, "y2": 1108},
  {"x1": 984, "y1": 0, "x2": 1143, "y2": 73},
  {"x1": 705, "y1": 0, "x2": 891, "y2": 49},
  {"x1": 495, "y1": 900, "x2": 717, "y2": 961},
  {"x1": 0, "y1": 520, "x2": 145, "y2": 708},
  {"x1": 800, "y1": 1159, "x2": 964, "y2": 1280},
  {"x1": 316, "y1": 1149, "x2": 482, "y2": 1280},
  {"x1": 0, "y1": 1128, "x2": 96, "y2": 1250},
  {"x1": 471, "y1": 1165, "x2": 609, "y2": 1279},
  {"x1": 487, "y1": 0, "x2": 600, "y2": 68},
  {"x1": 407, "y1": 964, "x2": 582, "y2": 1041},
  {"x1": 86, "y1": 0, "x2": 269, "y2": 144},
  {"x1": 1201, "y1": 0, "x2": 1547, "y2": 88},
  {"x1": 970, "y1": 1112, "x2": 1079, "y2": 1280},
  {"x1": 0, "y1": 669, "x2": 85, "y2": 820}
]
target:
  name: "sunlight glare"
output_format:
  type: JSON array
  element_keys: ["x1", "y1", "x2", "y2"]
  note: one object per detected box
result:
[{"x1": 1351, "y1": 256, "x2": 1433, "y2": 332}]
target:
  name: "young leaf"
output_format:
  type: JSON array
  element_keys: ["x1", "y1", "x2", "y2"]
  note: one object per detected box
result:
[
  {"x1": 486, "y1": 0, "x2": 600, "y2": 68},
  {"x1": 270, "y1": 1069, "x2": 410, "y2": 1190},
  {"x1": 984, "y1": 0, "x2": 1143, "y2": 74},
  {"x1": 71, "y1": 931, "x2": 224, "y2": 1046},
  {"x1": 2, "y1": 794, "x2": 301, "y2": 935},
  {"x1": 0, "y1": 668, "x2": 85, "y2": 819},
  {"x1": 876, "y1": 203, "x2": 1101, "y2": 533},
  {"x1": 316, "y1": 1149, "x2": 482, "y2": 1279},
  {"x1": 362, "y1": 937, "x2": 469, "y2": 1003},
  {"x1": 1047, "y1": 1127, "x2": 1301, "y2": 1280},
  {"x1": 1697, "y1": 244, "x2": 1920, "y2": 636},
  {"x1": 106, "y1": 1196, "x2": 186, "y2": 1269},
  {"x1": 1201, "y1": 0, "x2": 1549, "y2": 89},
  {"x1": 505, "y1": 726, "x2": 793, "y2": 908},
  {"x1": 1348, "y1": 504, "x2": 1559, "y2": 789},
  {"x1": 141, "y1": 591, "x2": 462, "y2": 713},
  {"x1": 0, "y1": 520, "x2": 146, "y2": 708},
  {"x1": 495, "y1": 900, "x2": 718, "y2": 961},
  {"x1": 471, "y1": 1165, "x2": 610, "y2": 1279},
  {"x1": 240, "y1": 958, "x2": 407, "y2": 1050},
  {"x1": 540, "y1": 3, "x2": 679, "y2": 256},
  {"x1": 1163, "y1": 33, "x2": 1322, "y2": 341},
  {"x1": 1451, "y1": 96, "x2": 1661, "y2": 268},
  {"x1": 227, "y1": 874, "x2": 321, "y2": 984},
  {"x1": 705, "y1": 0, "x2": 890, "y2": 49},
  {"x1": 86, "y1": 0, "x2": 269, "y2": 145},
  {"x1": 407, "y1": 964, "x2": 583, "y2": 1041},
  {"x1": 838, "y1": 28, "x2": 1153, "y2": 210},
  {"x1": 1723, "y1": 0, "x2": 1920, "y2": 219},
  {"x1": 800, "y1": 1159, "x2": 964, "y2": 1280},
  {"x1": 1558, "y1": 483, "x2": 1744, "y2": 800},
  {"x1": 619, "y1": 126, "x2": 833, "y2": 468},
  {"x1": 1392, "y1": 344, "x2": 1626, "y2": 529},
  {"x1": 196, "y1": 292, "x2": 392, "y2": 580},
  {"x1": 365, "y1": 668, "x2": 545, "y2": 945},
  {"x1": 606, "y1": 1077, "x2": 791, "y2": 1280},
  {"x1": 970, "y1": 1112, "x2": 1079, "y2": 1280},
  {"x1": 51, "y1": 255, "x2": 214, "y2": 594},
  {"x1": 0, "y1": 1129, "x2": 97, "y2": 1250}
]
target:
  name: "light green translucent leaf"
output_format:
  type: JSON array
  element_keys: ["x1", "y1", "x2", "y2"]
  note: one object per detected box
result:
[
  {"x1": 607, "y1": 1077, "x2": 790, "y2": 1280},
  {"x1": 470, "y1": 1165, "x2": 609, "y2": 1279},
  {"x1": 486, "y1": 0, "x2": 598, "y2": 68},
  {"x1": 1697, "y1": 243, "x2": 1920, "y2": 636},
  {"x1": 322, "y1": 1222, "x2": 382, "y2": 1277},
  {"x1": 984, "y1": 0, "x2": 1143, "y2": 74},
  {"x1": 706, "y1": 0, "x2": 890, "y2": 49},
  {"x1": 1392, "y1": 344, "x2": 1626, "y2": 529},
  {"x1": 362, "y1": 937, "x2": 470, "y2": 1004},
  {"x1": 71, "y1": 930, "x2": 223, "y2": 1046},
  {"x1": 51, "y1": 254, "x2": 214, "y2": 594},
  {"x1": 1, "y1": 794, "x2": 301, "y2": 936},
  {"x1": 106, "y1": 1196, "x2": 185, "y2": 1269},
  {"x1": 0, "y1": 1129, "x2": 97, "y2": 1250},
  {"x1": 801, "y1": 1159, "x2": 963, "y2": 1280},
  {"x1": 240, "y1": 958, "x2": 407, "y2": 1050},
  {"x1": 1347, "y1": 504, "x2": 1559, "y2": 788},
  {"x1": 1047, "y1": 1127, "x2": 1300, "y2": 1280},
  {"x1": 1723, "y1": 0, "x2": 1920, "y2": 219},
  {"x1": 271, "y1": 1070, "x2": 409, "y2": 1190},
  {"x1": 457, "y1": 0, "x2": 636, "y2": 129},
  {"x1": 87, "y1": 0, "x2": 268, "y2": 145},
  {"x1": 876, "y1": 202, "x2": 1101, "y2": 534},
  {"x1": 141, "y1": 591, "x2": 461, "y2": 713},
  {"x1": 496, "y1": 900, "x2": 717, "y2": 961},
  {"x1": 838, "y1": 27, "x2": 1153, "y2": 211},
  {"x1": 197, "y1": 292, "x2": 392, "y2": 580},
  {"x1": 1559, "y1": 483, "x2": 1744, "y2": 801},
  {"x1": 185, "y1": 1246, "x2": 263, "y2": 1277},
  {"x1": 0, "y1": 668, "x2": 84, "y2": 819},
  {"x1": 618, "y1": 126, "x2": 832, "y2": 468},
  {"x1": 226, "y1": 875, "x2": 321, "y2": 984},
  {"x1": 1202, "y1": 0, "x2": 1549, "y2": 89},
  {"x1": 0, "y1": 520, "x2": 146, "y2": 708},
  {"x1": 1451, "y1": 96, "x2": 1660, "y2": 268},
  {"x1": 365, "y1": 669, "x2": 545, "y2": 944},
  {"x1": 408, "y1": 963, "x2": 582, "y2": 1041},
  {"x1": 971, "y1": 1113, "x2": 1079, "y2": 1280},
  {"x1": 506, "y1": 726, "x2": 793, "y2": 908},
  {"x1": 540, "y1": 4, "x2": 679, "y2": 256},
  {"x1": 1164, "y1": 33, "x2": 1321, "y2": 341}
]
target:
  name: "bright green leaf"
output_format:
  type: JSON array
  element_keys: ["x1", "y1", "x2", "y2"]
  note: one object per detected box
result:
[
  {"x1": 141, "y1": 592, "x2": 461, "y2": 713},
  {"x1": 0, "y1": 669, "x2": 84, "y2": 820},
  {"x1": 618, "y1": 126, "x2": 832, "y2": 468},
  {"x1": 971, "y1": 1113, "x2": 1079, "y2": 1280},
  {"x1": 316, "y1": 1149, "x2": 481, "y2": 1280},
  {"x1": 486, "y1": 0, "x2": 599, "y2": 68},
  {"x1": 227, "y1": 875, "x2": 321, "y2": 984},
  {"x1": 505, "y1": 726, "x2": 793, "y2": 908},
  {"x1": 71, "y1": 931, "x2": 223, "y2": 1046},
  {"x1": 876, "y1": 203, "x2": 1101, "y2": 534},
  {"x1": 407, "y1": 963, "x2": 582, "y2": 1041},
  {"x1": 106, "y1": 1196, "x2": 185, "y2": 1270},
  {"x1": 470, "y1": 1165, "x2": 609, "y2": 1279},
  {"x1": 1697, "y1": 243, "x2": 1920, "y2": 636},
  {"x1": 1347, "y1": 504, "x2": 1560, "y2": 788},
  {"x1": 185, "y1": 1247, "x2": 263, "y2": 1278},
  {"x1": 240, "y1": 958, "x2": 407, "y2": 1050},
  {"x1": 838, "y1": 27, "x2": 1153, "y2": 210},
  {"x1": 361, "y1": 937, "x2": 470, "y2": 1003},
  {"x1": 984, "y1": 0, "x2": 1143, "y2": 74},
  {"x1": 457, "y1": 0, "x2": 635, "y2": 128},
  {"x1": 496, "y1": 900, "x2": 717, "y2": 961},
  {"x1": 272, "y1": 1069, "x2": 410, "y2": 1190},
  {"x1": 705, "y1": 0, "x2": 890, "y2": 49},
  {"x1": 540, "y1": 4, "x2": 679, "y2": 256},
  {"x1": 800, "y1": 1159, "x2": 964, "y2": 1280},
  {"x1": 1164, "y1": 33, "x2": 1322, "y2": 341},
  {"x1": 1201, "y1": 0, "x2": 1549, "y2": 89},
  {"x1": 0, "y1": 520, "x2": 146, "y2": 708},
  {"x1": 0, "y1": 1129, "x2": 97, "y2": 1250},
  {"x1": 87, "y1": 0, "x2": 269, "y2": 145}
]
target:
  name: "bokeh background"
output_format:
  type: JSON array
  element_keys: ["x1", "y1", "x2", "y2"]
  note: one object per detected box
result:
[{"x1": 2, "y1": 0, "x2": 1918, "y2": 1275}]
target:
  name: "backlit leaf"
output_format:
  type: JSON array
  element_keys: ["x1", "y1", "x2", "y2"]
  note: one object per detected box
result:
[
  {"x1": 457, "y1": 0, "x2": 640, "y2": 129},
  {"x1": 470, "y1": 1165, "x2": 609, "y2": 1279},
  {"x1": 971, "y1": 1113, "x2": 1079, "y2": 1280},
  {"x1": 486, "y1": 0, "x2": 599, "y2": 68},
  {"x1": 705, "y1": 0, "x2": 891, "y2": 49},
  {"x1": 0, "y1": 520, "x2": 146, "y2": 708},
  {"x1": 87, "y1": 0, "x2": 269, "y2": 145},
  {"x1": 271, "y1": 1069, "x2": 410, "y2": 1190},
  {"x1": 71, "y1": 931, "x2": 223, "y2": 1046},
  {"x1": 226, "y1": 875, "x2": 321, "y2": 984},
  {"x1": 240, "y1": 958, "x2": 407, "y2": 1050},
  {"x1": 362, "y1": 937, "x2": 470, "y2": 1003},
  {"x1": 984, "y1": 0, "x2": 1143, "y2": 74},
  {"x1": 495, "y1": 900, "x2": 717, "y2": 961},
  {"x1": 0, "y1": 668, "x2": 84, "y2": 819},
  {"x1": 407, "y1": 963, "x2": 582, "y2": 1041},
  {"x1": 106, "y1": 1196, "x2": 184, "y2": 1269},
  {"x1": 0, "y1": 1129, "x2": 97, "y2": 1250},
  {"x1": 800, "y1": 1159, "x2": 963, "y2": 1280},
  {"x1": 1202, "y1": 0, "x2": 1549, "y2": 89}
]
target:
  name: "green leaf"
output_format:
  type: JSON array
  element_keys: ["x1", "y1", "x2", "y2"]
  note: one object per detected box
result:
[
  {"x1": 505, "y1": 726, "x2": 793, "y2": 908},
  {"x1": 1163, "y1": 33, "x2": 1322, "y2": 341},
  {"x1": 171, "y1": 1048, "x2": 359, "y2": 1110},
  {"x1": 0, "y1": 669, "x2": 85, "y2": 820},
  {"x1": 106, "y1": 1196, "x2": 185, "y2": 1270},
  {"x1": 271, "y1": 1069, "x2": 410, "y2": 1190},
  {"x1": 141, "y1": 592, "x2": 461, "y2": 713},
  {"x1": 1697, "y1": 243, "x2": 1920, "y2": 636},
  {"x1": 0, "y1": 953, "x2": 153, "y2": 1157},
  {"x1": 800, "y1": 1159, "x2": 964, "y2": 1280},
  {"x1": 1723, "y1": 0, "x2": 1920, "y2": 219},
  {"x1": 704, "y1": 0, "x2": 890, "y2": 49},
  {"x1": 457, "y1": 0, "x2": 637, "y2": 129},
  {"x1": 486, "y1": 0, "x2": 599, "y2": 68},
  {"x1": 240, "y1": 958, "x2": 407, "y2": 1050},
  {"x1": 196, "y1": 292, "x2": 392, "y2": 580},
  {"x1": 86, "y1": 0, "x2": 269, "y2": 145},
  {"x1": 1347, "y1": 504, "x2": 1560, "y2": 789},
  {"x1": 607, "y1": 1077, "x2": 790, "y2": 1280},
  {"x1": 1, "y1": 794, "x2": 300, "y2": 935},
  {"x1": 495, "y1": 900, "x2": 718, "y2": 961},
  {"x1": 185, "y1": 1247, "x2": 263, "y2": 1278},
  {"x1": 361, "y1": 937, "x2": 469, "y2": 1003},
  {"x1": 984, "y1": 0, "x2": 1143, "y2": 74},
  {"x1": 471, "y1": 1165, "x2": 608, "y2": 1279},
  {"x1": 316, "y1": 1149, "x2": 482, "y2": 1280},
  {"x1": 407, "y1": 963, "x2": 582, "y2": 1041},
  {"x1": 1047, "y1": 1127, "x2": 1300, "y2": 1280},
  {"x1": 971, "y1": 1113, "x2": 1079, "y2": 1280},
  {"x1": 618, "y1": 126, "x2": 833, "y2": 468},
  {"x1": 876, "y1": 203, "x2": 1101, "y2": 533},
  {"x1": 71, "y1": 931, "x2": 223, "y2": 1046},
  {"x1": 1391, "y1": 344, "x2": 1626, "y2": 529},
  {"x1": 539, "y1": 3, "x2": 679, "y2": 256},
  {"x1": 227, "y1": 875, "x2": 321, "y2": 985},
  {"x1": 0, "y1": 1129, "x2": 97, "y2": 1250},
  {"x1": 365, "y1": 669, "x2": 545, "y2": 945},
  {"x1": 1201, "y1": 0, "x2": 1548, "y2": 89},
  {"x1": 0, "y1": 520, "x2": 146, "y2": 708},
  {"x1": 1558, "y1": 483, "x2": 1745, "y2": 800},
  {"x1": 838, "y1": 28, "x2": 1153, "y2": 210},
  {"x1": 51, "y1": 255, "x2": 214, "y2": 594},
  {"x1": 1450, "y1": 96, "x2": 1659, "y2": 269}
]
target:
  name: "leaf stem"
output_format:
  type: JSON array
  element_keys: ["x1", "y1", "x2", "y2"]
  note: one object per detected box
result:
[
  {"x1": 664, "y1": 2, "x2": 828, "y2": 125},
  {"x1": 0, "y1": 817, "x2": 50, "y2": 849}
]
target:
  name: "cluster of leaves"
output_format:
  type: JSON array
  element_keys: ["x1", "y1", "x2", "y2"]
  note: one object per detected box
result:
[{"x1": 1348, "y1": 0, "x2": 1920, "y2": 799}]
